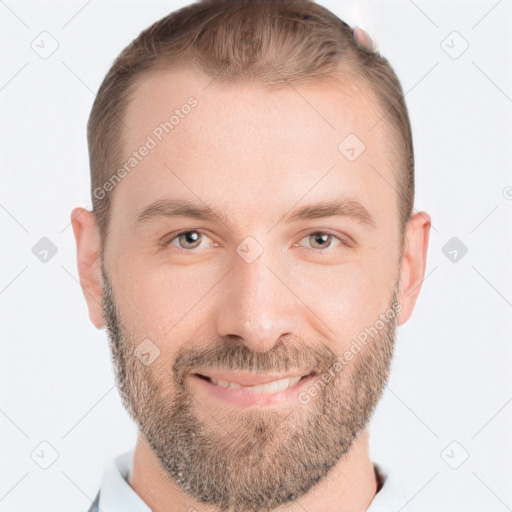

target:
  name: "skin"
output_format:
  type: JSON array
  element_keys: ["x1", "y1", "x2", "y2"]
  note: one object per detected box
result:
[{"x1": 71, "y1": 68, "x2": 430, "y2": 512}]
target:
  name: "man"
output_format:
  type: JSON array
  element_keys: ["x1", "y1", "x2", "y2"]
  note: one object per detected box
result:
[{"x1": 71, "y1": 0, "x2": 431, "y2": 510}]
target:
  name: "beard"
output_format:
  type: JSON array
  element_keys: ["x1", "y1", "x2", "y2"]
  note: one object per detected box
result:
[{"x1": 101, "y1": 262, "x2": 401, "y2": 512}]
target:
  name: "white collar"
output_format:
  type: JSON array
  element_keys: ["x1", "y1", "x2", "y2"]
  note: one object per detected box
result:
[
  {"x1": 97, "y1": 451, "x2": 407, "y2": 512},
  {"x1": 98, "y1": 451, "x2": 151, "y2": 512}
]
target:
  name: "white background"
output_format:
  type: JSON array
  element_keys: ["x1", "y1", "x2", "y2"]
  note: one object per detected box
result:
[{"x1": 1, "y1": 0, "x2": 511, "y2": 510}]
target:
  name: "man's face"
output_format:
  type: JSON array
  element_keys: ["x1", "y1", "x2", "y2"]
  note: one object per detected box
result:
[{"x1": 102, "y1": 69, "x2": 404, "y2": 511}]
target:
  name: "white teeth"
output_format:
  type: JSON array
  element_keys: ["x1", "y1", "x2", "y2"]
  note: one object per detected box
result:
[
  {"x1": 212, "y1": 379, "x2": 241, "y2": 389},
  {"x1": 210, "y1": 376, "x2": 302, "y2": 393}
]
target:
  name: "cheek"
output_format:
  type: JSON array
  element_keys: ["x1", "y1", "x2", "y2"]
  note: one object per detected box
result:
[
  {"x1": 111, "y1": 257, "x2": 218, "y2": 347},
  {"x1": 293, "y1": 252, "x2": 397, "y2": 346}
]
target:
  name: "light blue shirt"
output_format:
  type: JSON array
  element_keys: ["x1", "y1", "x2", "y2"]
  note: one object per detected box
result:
[{"x1": 94, "y1": 451, "x2": 408, "y2": 511}]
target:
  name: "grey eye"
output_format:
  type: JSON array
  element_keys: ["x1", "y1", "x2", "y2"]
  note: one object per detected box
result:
[
  {"x1": 173, "y1": 231, "x2": 204, "y2": 250},
  {"x1": 308, "y1": 232, "x2": 333, "y2": 250}
]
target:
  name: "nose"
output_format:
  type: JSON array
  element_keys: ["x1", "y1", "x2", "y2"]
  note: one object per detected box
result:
[{"x1": 215, "y1": 245, "x2": 300, "y2": 353}]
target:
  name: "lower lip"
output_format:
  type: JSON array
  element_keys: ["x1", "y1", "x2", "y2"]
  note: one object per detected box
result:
[{"x1": 191, "y1": 374, "x2": 316, "y2": 407}]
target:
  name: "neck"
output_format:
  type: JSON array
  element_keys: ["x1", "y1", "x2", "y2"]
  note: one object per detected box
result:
[{"x1": 129, "y1": 429, "x2": 377, "y2": 512}]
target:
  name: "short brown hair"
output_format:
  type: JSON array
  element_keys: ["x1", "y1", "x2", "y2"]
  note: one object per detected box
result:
[{"x1": 88, "y1": 0, "x2": 414, "y2": 254}]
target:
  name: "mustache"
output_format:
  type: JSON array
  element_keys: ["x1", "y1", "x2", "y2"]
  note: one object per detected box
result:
[{"x1": 171, "y1": 335, "x2": 339, "y2": 386}]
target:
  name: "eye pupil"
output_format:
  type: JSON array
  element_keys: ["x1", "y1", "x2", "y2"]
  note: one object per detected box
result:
[
  {"x1": 310, "y1": 233, "x2": 331, "y2": 249},
  {"x1": 179, "y1": 231, "x2": 202, "y2": 249}
]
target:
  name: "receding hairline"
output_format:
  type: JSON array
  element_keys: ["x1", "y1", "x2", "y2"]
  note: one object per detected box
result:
[
  {"x1": 120, "y1": 60, "x2": 399, "y2": 161},
  {"x1": 88, "y1": 0, "x2": 415, "y2": 254}
]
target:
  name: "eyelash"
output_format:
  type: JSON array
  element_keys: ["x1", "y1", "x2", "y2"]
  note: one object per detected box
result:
[{"x1": 163, "y1": 229, "x2": 348, "y2": 253}]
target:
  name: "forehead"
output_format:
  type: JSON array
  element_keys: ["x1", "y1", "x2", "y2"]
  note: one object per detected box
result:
[{"x1": 112, "y1": 68, "x2": 396, "y2": 232}]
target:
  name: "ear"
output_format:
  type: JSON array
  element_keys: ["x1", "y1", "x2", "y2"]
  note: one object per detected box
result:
[
  {"x1": 397, "y1": 211, "x2": 431, "y2": 326},
  {"x1": 70, "y1": 207, "x2": 105, "y2": 329}
]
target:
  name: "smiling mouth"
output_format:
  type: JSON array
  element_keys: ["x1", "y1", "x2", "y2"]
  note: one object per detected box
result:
[{"x1": 194, "y1": 373, "x2": 315, "y2": 394}]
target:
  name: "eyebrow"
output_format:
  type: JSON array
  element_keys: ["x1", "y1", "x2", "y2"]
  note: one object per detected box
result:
[
  {"x1": 134, "y1": 198, "x2": 376, "y2": 230},
  {"x1": 282, "y1": 198, "x2": 376, "y2": 229}
]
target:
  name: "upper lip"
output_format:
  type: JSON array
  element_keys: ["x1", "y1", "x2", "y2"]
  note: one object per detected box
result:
[{"x1": 194, "y1": 370, "x2": 313, "y2": 386}]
